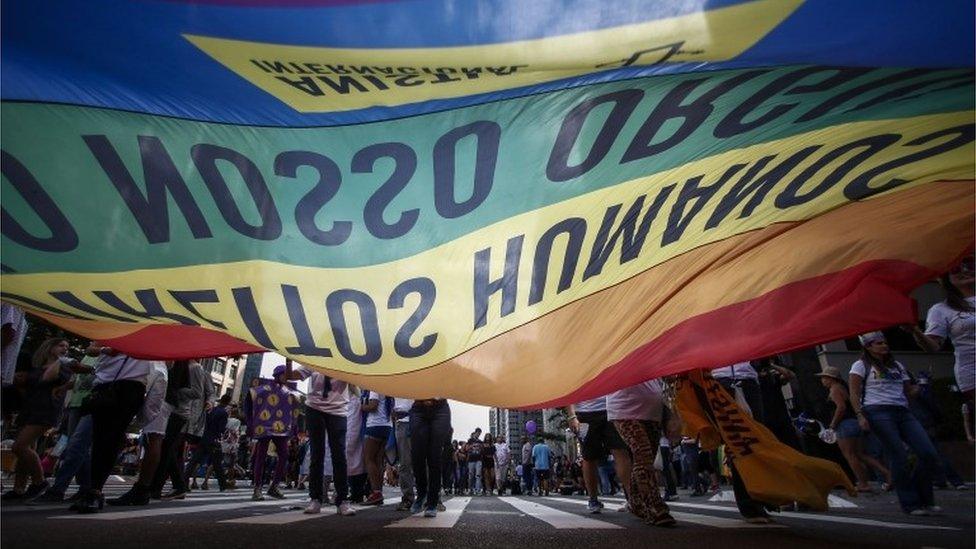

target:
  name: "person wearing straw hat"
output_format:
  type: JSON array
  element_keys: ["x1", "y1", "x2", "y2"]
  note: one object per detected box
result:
[
  {"x1": 815, "y1": 366, "x2": 891, "y2": 493},
  {"x1": 848, "y1": 331, "x2": 944, "y2": 516}
]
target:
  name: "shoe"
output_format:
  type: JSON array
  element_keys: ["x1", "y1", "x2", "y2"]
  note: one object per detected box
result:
[
  {"x1": 24, "y1": 481, "x2": 49, "y2": 499},
  {"x1": 26, "y1": 489, "x2": 65, "y2": 506},
  {"x1": 955, "y1": 484, "x2": 969, "y2": 491},
  {"x1": 1, "y1": 490, "x2": 25, "y2": 502},
  {"x1": 150, "y1": 491, "x2": 162, "y2": 500},
  {"x1": 304, "y1": 499, "x2": 322, "y2": 514},
  {"x1": 926, "y1": 505, "x2": 944, "y2": 515},
  {"x1": 909, "y1": 508, "x2": 930, "y2": 516},
  {"x1": 396, "y1": 500, "x2": 413, "y2": 512},
  {"x1": 423, "y1": 507, "x2": 437, "y2": 518},
  {"x1": 410, "y1": 500, "x2": 424, "y2": 514},
  {"x1": 161, "y1": 490, "x2": 186, "y2": 501},
  {"x1": 745, "y1": 515, "x2": 771, "y2": 524},
  {"x1": 107, "y1": 489, "x2": 137, "y2": 506},
  {"x1": 266, "y1": 485, "x2": 285, "y2": 500},
  {"x1": 436, "y1": 502, "x2": 446, "y2": 512},
  {"x1": 363, "y1": 491, "x2": 384, "y2": 506},
  {"x1": 76, "y1": 492, "x2": 104, "y2": 514},
  {"x1": 617, "y1": 502, "x2": 630, "y2": 512},
  {"x1": 652, "y1": 512, "x2": 677, "y2": 527},
  {"x1": 252, "y1": 488, "x2": 265, "y2": 501},
  {"x1": 338, "y1": 501, "x2": 356, "y2": 516},
  {"x1": 587, "y1": 500, "x2": 602, "y2": 514}
]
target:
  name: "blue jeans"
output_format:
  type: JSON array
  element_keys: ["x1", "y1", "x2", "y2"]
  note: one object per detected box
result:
[
  {"x1": 864, "y1": 405, "x2": 943, "y2": 512},
  {"x1": 467, "y1": 460, "x2": 483, "y2": 493},
  {"x1": 51, "y1": 415, "x2": 92, "y2": 495}
]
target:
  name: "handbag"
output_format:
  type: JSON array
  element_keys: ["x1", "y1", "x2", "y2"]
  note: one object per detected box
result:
[{"x1": 79, "y1": 357, "x2": 130, "y2": 415}]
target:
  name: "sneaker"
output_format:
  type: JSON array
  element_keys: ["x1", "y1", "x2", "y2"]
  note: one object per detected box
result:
[
  {"x1": 396, "y1": 500, "x2": 413, "y2": 512},
  {"x1": 410, "y1": 500, "x2": 424, "y2": 514},
  {"x1": 161, "y1": 490, "x2": 186, "y2": 501},
  {"x1": 26, "y1": 489, "x2": 65, "y2": 505},
  {"x1": 304, "y1": 500, "x2": 321, "y2": 514},
  {"x1": 1, "y1": 490, "x2": 25, "y2": 502},
  {"x1": 909, "y1": 508, "x2": 930, "y2": 516},
  {"x1": 423, "y1": 507, "x2": 437, "y2": 518},
  {"x1": 266, "y1": 485, "x2": 285, "y2": 500},
  {"x1": 363, "y1": 491, "x2": 384, "y2": 506},
  {"x1": 587, "y1": 500, "x2": 602, "y2": 514},
  {"x1": 436, "y1": 502, "x2": 446, "y2": 512},
  {"x1": 23, "y1": 481, "x2": 49, "y2": 500},
  {"x1": 745, "y1": 515, "x2": 771, "y2": 524},
  {"x1": 338, "y1": 501, "x2": 356, "y2": 516},
  {"x1": 926, "y1": 505, "x2": 944, "y2": 515},
  {"x1": 617, "y1": 502, "x2": 630, "y2": 513},
  {"x1": 252, "y1": 488, "x2": 265, "y2": 501}
]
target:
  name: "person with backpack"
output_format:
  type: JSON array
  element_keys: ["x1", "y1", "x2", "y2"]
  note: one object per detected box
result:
[
  {"x1": 361, "y1": 389, "x2": 393, "y2": 505},
  {"x1": 849, "y1": 331, "x2": 945, "y2": 515}
]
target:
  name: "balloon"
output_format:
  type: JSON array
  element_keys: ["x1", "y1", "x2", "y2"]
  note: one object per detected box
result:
[{"x1": 525, "y1": 420, "x2": 537, "y2": 435}]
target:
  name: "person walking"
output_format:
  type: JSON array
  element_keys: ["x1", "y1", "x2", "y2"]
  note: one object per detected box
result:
[
  {"x1": 849, "y1": 332, "x2": 945, "y2": 515},
  {"x1": 608, "y1": 379, "x2": 675, "y2": 527},
  {"x1": 494, "y1": 435, "x2": 511, "y2": 496},
  {"x1": 409, "y1": 399, "x2": 452, "y2": 517},
  {"x1": 245, "y1": 363, "x2": 299, "y2": 501},
  {"x1": 149, "y1": 360, "x2": 196, "y2": 500},
  {"x1": 183, "y1": 394, "x2": 231, "y2": 493},
  {"x1": 565, "y1": 397, "x2": 632, "y2": 513},
  {"x1": 361, "y1": 389, "x2": 393, "y2": 506},
  {"x1": 393, "y1": 398, "x2": 416, "y2": 511},
  {"x1": 294, "y1": 365, "x2": 354, "y2": 516}
]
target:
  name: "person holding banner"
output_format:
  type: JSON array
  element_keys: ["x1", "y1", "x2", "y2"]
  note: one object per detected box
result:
[
  {"x1": 566, "y1": 396, "x2": 632, "y2": 514},
  {"x1": 409, "y1": 398, "x2": 452, "y2": 517},
  {"x1": 849, "y1": 332, "x2": 944, "y2": 516}
]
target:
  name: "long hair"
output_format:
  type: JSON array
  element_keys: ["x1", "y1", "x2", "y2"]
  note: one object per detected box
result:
[
  {"x1": 859, "y1": 345, "x2": 896, "y2": 374},
  {"x1": 32, "y1": 337, "x2": 67, "y2": 369},
  {"x1": 940, "y1": 273, "x2": 975, "y2": 313}
]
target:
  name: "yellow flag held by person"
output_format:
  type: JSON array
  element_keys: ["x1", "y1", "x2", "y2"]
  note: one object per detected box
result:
[{"x1": 675, "y1": 370, "x2": 855, "y2": 511}]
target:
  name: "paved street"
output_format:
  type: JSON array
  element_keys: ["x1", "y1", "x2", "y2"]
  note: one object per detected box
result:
[{"x1": 2, "y1": 480, "x2": 972, "y2": 548}]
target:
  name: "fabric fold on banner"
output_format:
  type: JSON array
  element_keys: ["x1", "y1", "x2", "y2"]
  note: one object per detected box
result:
[{"x1": 675, "y1": 370, "x2": 855, "y2": 511}]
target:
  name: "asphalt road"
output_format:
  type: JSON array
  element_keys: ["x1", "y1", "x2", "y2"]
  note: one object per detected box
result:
[{"x1": 2, "y1": 480, "x2": 973, "y2": 549}]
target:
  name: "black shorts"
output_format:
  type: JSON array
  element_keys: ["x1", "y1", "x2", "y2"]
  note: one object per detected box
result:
[{"x1": 577, "y1": 410, "x2": 627, "y2": 461}]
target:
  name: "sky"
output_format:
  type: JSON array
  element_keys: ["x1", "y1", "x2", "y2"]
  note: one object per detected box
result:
[{"x1": 258, "y1": 353, "x2": 489, "y2": 439}]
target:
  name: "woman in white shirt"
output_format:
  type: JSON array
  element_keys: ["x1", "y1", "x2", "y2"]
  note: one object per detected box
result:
[
  {"x1": 908, "y1": 257, "x2": 975, "y2": 431},
  {"x1": 361, "y1": 390, "x2": 392, "y2": 506},
  {"x1": 849, "y1": 332, "x2": 944, "y2": 516},
  {"x1": 607, "y1": 380, "x2": 675, "y2": 527}
]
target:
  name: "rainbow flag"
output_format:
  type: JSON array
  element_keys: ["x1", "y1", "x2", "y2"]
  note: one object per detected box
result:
[{"x1": 2, "y1": 0, "x2": 973, "y2": 407}]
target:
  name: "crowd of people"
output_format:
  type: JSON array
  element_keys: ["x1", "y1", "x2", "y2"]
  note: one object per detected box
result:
[{"x1": 0, "y1": 256, "x2": 972, "y2": 524}]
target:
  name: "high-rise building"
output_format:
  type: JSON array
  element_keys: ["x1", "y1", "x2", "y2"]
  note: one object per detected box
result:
[{"x1": 489, "y1": 408, "x2": 545, "y2": 463}]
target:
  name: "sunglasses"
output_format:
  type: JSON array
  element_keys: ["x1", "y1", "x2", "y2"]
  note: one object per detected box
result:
[{"x1": 950, "y1": 257, "x2": 975, "y2": 275}]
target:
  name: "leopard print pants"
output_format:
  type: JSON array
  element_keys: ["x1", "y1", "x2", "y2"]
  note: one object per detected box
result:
[{"x1": 612, "y1": 419, "x2": 671, "y2": 523}]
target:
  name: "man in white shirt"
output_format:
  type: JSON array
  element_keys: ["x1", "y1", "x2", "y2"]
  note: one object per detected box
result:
[
  {"x1": 393, "y1": 397, "x2": 415, "y2": 511},
  {"x1": 293, "y1": 365, "x2": 354, "y2": 516}
]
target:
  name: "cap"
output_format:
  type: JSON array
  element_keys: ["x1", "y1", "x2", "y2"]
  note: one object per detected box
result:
[
  {"x1": 813, "y1": 366, "x2": 844, "y2": 381},
  {"x1": 858, "y1": 331, "x2": 886, "y2": 346},
  {"x1": 272, "y1": 364, "x2": 287, "y2": 378}
]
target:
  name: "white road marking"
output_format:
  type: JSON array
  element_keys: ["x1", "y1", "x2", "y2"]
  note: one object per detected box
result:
[
  {"x1": 666, "y1": 502, "x2": 961, "y2": 531},
  {"x1": 49, "y1": 498, "x2": 293, "y2": 520},
  {"x1": 503, "y1": 497, "x2": 621, "y2": 529},
  {"x1": 386, "y1": 497, "x2": 472, "y2": 529},
  {"x1": 543, "y1": 497, "x2": 783, "y2": 529},
  {"x1": 707, "y1": 490, "x2": 858, "y2": 509},
  {"x1": 220, "y1": 504, "x2": 375, "y2": 524}
]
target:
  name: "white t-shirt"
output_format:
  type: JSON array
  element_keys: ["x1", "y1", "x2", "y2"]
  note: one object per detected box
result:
[
  {"x1": 575, "y1": 397, "x2": 607, "y2": 413},
  {"x1": 711, "y1": 362, "x2": 758, "y2": 380},
  {"x1": 93, "y1": 354, "x2": 151, "y2": 385},
  {"x1": 607, "y1": 380, "x2": 664, "y2": 421},
  {"x1": 364, "y1": 391, "x2": 392, "y2": 428},
  {"x1": 296, "y1": 367, "x2": 349, "y2": 416},
  {"x1": 850, "y1": 359, "x2": 910, "y2": 408},
  {"x1": 393, "y1": 398, "x2": 414, "y2": 422},
  {"x1": 1, "y1": 304, "x2": 27, "y2": 387},
  {"x1": 925, "y1": 297, "x2": 975, "y2": 392},
  {"x1": 346, "y1": 396, "x2": 365, "y2": 475}
]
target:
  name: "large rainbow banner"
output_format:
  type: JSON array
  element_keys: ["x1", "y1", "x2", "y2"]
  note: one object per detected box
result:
[{"x1": 2, "y1": 1, "x2": 973, "y2": 407}]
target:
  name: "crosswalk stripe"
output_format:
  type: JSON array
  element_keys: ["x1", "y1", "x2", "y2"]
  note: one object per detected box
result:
[
  {"x1": 541, "y1": 497, "x2": 783, "y2": 529},
  {"x1": 49, "y1": 498, "x2": 294, "y2": 520},
  {"x1": 386, "y1": 497, "x2": 472, "y2": 529},
  {"x1": 503, "y1": 497, "x2": 621, "y2": 529},
  {"x1": 220, "y1": 504, "x2": 376, "y2": 524},
  {"x1": 665, "y1": 502, "x2": 961, "y2": 531}
]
